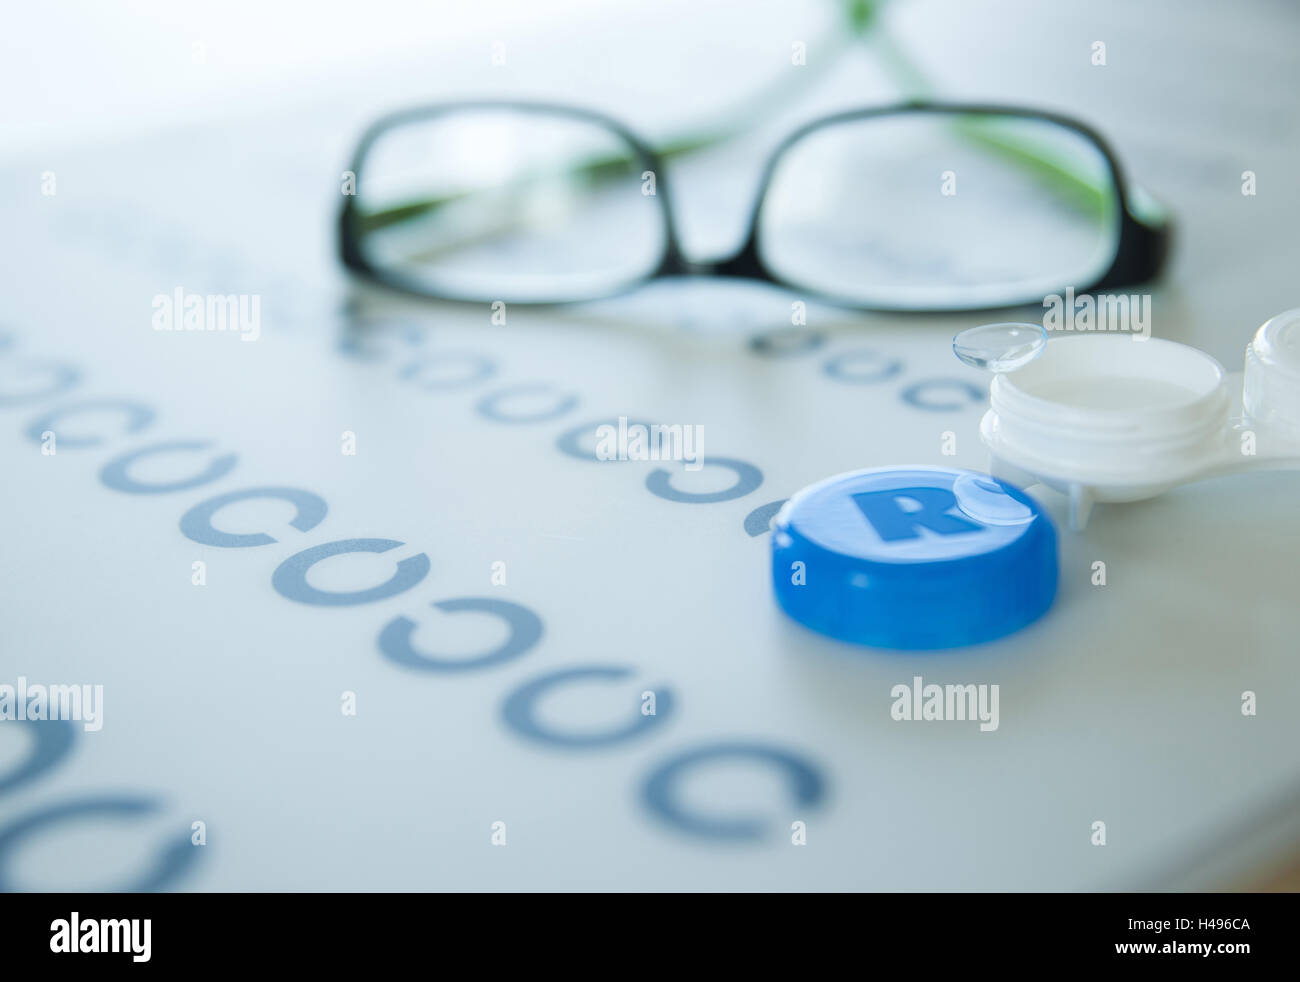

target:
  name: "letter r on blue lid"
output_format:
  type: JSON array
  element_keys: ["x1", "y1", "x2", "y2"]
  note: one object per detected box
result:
[{"x1": 771, "y1": 467, "x2": 1057, "y2": 649}]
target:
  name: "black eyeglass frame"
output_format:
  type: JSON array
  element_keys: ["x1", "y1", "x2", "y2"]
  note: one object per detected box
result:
[{"x1": 338, "y1": 99, "x2": 1171, "y2": 313}]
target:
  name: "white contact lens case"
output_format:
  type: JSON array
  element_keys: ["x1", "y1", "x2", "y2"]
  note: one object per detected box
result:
[{"x1": 969, "y1": 308, "x2": 1300, "y2": 530}]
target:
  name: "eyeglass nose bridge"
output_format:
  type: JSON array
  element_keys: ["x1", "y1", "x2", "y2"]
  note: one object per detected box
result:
[{"x1": 657, "y1": 237, "x2": 768, "y2": 284}]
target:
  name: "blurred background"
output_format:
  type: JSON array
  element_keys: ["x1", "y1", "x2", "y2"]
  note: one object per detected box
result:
[{"x1": 7, "y1": 0, "x2": 1299, "y2": 343}]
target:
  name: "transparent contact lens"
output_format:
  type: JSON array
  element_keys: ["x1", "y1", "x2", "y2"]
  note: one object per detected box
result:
[{"x1": 953, "y1": 322, "x2": 1048, "y2": 372}]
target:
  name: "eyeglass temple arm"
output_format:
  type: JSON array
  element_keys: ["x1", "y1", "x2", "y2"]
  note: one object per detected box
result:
[{"x1": 1095, "y1": 185, "x2": 1173, "y2": 290}]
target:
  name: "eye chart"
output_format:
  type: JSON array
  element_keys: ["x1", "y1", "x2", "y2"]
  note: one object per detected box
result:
[{"x1": 2, "y1": 0, "x2": 1298, "y2": 891}]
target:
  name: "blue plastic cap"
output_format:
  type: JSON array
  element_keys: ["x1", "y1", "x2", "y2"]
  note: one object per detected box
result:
[{"x1": 772, "y1": 467, "x2": 1057, "y2": 649}]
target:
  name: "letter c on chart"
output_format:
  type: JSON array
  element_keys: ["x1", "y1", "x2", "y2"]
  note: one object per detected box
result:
[
  {"x1": 100, "y1": 441, "x2": 238, "y2": 494},
  {"x1": 0, "y1": 720, "x2": 75, "y2": 798},
  {"x1": 645, "y1": 456, "x2": 763, "y2": 504},
  {"x1": 641, "y1": 742, "x2": 827, "y2": 840},
  {"x1": 474, "y1": 384, "x2": 579, "y2": 423},
  {"x1": 379, "y1": 597, "x2": 543, "y2": 672},
  {"x1": 179, "y1": 486, "x2": 328, "y2": 548},
  {"x1": 272, "y1": 538, "x2": 431, "y2": 606},
  {"x1": 0, "y1": 796, "x2": 197, "y2": 892},
  {"x1": 900, "y1": 378, "x2": 986, "y2": 412},
  {"x1": 502, "y1": 665, "x2": 674, "y2": 748}
]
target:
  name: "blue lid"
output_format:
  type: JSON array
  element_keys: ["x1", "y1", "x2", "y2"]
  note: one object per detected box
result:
[{"x1": 772, "y1": 467, "x2": 1057, "y2": 649}]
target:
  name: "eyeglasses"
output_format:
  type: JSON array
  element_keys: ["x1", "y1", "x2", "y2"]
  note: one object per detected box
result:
[{"x1": 337, "y1": 100, "x2": 1170, "y2": 313}]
